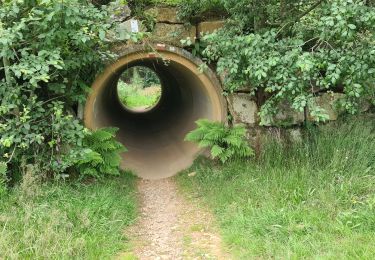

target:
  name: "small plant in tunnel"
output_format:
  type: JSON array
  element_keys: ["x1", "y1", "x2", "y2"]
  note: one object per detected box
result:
[
  {"x1": 117, "y1": 66, "x2": 162, "y2": 111},
  {"x1": 185, "y1": 119, "x2": 254, "y2": 163}
]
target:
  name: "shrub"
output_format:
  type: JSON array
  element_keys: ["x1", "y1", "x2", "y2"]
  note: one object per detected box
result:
[
  {"x1": 185, "y1": 119, "x2": 254, "y2": 163},
  {"x1": 181, "y1": 0, "x2": 375, "y2": 123},
  {"x1": 0, "y1": 1, "x2": 117, "y2": 178}
]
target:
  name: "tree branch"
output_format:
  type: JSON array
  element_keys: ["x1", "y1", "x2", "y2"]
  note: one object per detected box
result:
[
  {"x1": 295, "y1": 0, "x2": 325, "y2": 22},
  {"x1": 276, "y1": 0, "x2": 326, "y2": 36}
]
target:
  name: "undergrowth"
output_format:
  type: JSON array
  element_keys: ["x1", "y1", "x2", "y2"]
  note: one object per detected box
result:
[
  {"x1": 0, "y1": 171, "x2": 137, "y2": 259},
  {"x1": 178, "y1": 115, "x2": 375, "y2": 259}
]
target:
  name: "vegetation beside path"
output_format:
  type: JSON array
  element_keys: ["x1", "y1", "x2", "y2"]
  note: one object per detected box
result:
[
  {"x1": 178, "y1": 116, "x2": 375, "y2": 259},
  {"x1": 0, "y1": 172, "x2": 137, "y2": 259},
  {"x1": 1, "y1": 1, "x2": 374, "y2": 259}
]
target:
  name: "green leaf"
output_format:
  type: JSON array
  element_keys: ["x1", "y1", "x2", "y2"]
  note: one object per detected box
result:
[
  {"x1": 348, "y1": 24, "x2": 356, "y2": 30},
  {"x1": 99, "y1": 29, "x2": 106, "y2": 41}
]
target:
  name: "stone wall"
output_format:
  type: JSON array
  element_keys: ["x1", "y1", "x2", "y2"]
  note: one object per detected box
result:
[
  {"x1": 114, "y1": 6, "x2": 225, "y2": 47},
  {"x1": 110, "y1": 4, "x2": 372, "y2": 143}
]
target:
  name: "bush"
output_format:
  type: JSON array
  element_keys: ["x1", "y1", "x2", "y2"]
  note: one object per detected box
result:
[
  {"x1": 0, "y1": 1, "x2": 117, "y2": 178},
  {"x1": 185, "y1": 119, "x2": 254, "y2": 163},
  {"x1": 182, "y1": 0, "x2": 375, "y2": 123}
]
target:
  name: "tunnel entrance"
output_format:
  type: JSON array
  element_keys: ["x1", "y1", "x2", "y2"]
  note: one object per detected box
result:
[{"x1": 84, "y1": 45, "x2": 226, "y2": 179}]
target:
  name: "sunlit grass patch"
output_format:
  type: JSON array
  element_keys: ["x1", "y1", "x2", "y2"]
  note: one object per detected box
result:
[
  {"x1": 117, "y1": 66, "x2": 162, "y2": 111},
  {"x1": 118, "y1": 81, "x2": 162, "y2": 110},
  {"x1": 178, "y1": 115, "x2": 375, "y2": 259}
]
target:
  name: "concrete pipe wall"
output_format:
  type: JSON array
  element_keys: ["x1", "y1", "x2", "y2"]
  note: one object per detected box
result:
[{"x1": 84, "y1": 44, "x2": 227, "y2": 179}]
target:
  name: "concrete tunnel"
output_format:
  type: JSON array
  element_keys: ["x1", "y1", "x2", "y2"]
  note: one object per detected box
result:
[{"x1": 84, "y1": 44, "x2": 227, "y2": 179}]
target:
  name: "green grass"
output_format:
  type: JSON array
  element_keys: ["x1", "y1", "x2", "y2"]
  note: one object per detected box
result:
[
  {"x1": 178, "y1": 115, "x2": 375, "y2": 259},
  {"x1": 117, "y1": 81, "x2": 161, "y2": 109},
  {"x1": 0, "y1": 172, "x2": 137, "y2": 259},
  {"x1": 121, "y1": 92, "x2": 160, "y2": 109}
]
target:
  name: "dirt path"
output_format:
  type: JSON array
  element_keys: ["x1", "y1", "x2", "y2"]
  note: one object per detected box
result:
[{"x1": 123, "y1": 178, "x2": 231, "y2": 260}]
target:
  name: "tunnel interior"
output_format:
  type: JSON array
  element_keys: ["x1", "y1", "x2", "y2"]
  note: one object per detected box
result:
[{"x1": 85, "y1": 46, "x2": 226, "y2": 179}]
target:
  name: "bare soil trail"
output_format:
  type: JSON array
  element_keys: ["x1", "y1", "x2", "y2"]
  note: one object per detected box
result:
[{"x1": 123, "y1": 178, "x2": 231, "y2": 260}]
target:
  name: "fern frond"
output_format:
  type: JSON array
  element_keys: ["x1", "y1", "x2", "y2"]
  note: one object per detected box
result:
[
  {"x1": 211, "y1": 145, "x2": 224, "y2": 158},
  {"x1": 185, "y1": 119, "x2": 254, "y2": 163},
  {"x1": 76, "y1": 128, "x2": 126, "y2": 178}
]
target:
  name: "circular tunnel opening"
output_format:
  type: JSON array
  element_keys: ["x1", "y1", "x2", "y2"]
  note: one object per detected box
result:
[
  {"x1": 117, "y1": 66, "x2": 162, "y2": 112},
  {"x1": 85, "y1": 45, "x2": 226, "y2": 179}
]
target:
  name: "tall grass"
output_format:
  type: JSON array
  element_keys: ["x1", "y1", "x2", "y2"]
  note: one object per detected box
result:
[
  {"x1": 0, "y1": 172, "x2": 137, "y2": 259},
  {"x1": 178, "y1": 115, "x2": 375, "y2": 259}
]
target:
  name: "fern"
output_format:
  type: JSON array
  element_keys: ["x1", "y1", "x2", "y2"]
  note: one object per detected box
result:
[
  {"x1": 75, "y1": 128, "x2": 127, "y2": 178},
  {"x1": 185, "y1": 119, "x2": 254, "y2": 163}
]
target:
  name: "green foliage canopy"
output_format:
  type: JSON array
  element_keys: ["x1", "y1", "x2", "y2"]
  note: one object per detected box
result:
[
  {"x1": 0, "y1": 0, "x2": 119, "y2": 177},
  {"x1": 181, "y1": 0, "x2": 375, "y2": 124}
]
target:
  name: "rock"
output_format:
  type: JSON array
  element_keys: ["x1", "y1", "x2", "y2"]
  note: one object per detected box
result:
[
  {"x1": 227, "y1": 94, "x2": 258, "y2": 125},
  {"x1": 145, "y1": 7, "x2": 181, "y2": 24},
  {"x1": 288, "y1": 128, "x2": 303, "y2": 143},
  {"x1": 236, "y1": 85, "x2": 253, "y2": 93},
  {"x1": 118, "y1": 19, "x2": 144, "y2": 33},
  {"x1": 150, "y1": 23, "x2": 196, "y2": 47},
  {"x1": 218, "y1": 71, "x2": 253, "y2": 92},
  {"x1": 308, "y1": 92, "x2": 345, "y2": 121},
  {"x1": 217, "y1": 70, "x2": 228, "y2": 87},
  {"x1": 108, "y1": 19, "x2": 146, "y2": 42},
  {"x1": 262, "y1": 101, "x2": 305, "y2": 127},
  {"x1": 109, "y1": 1, "x2": 131, "y2": 23},
  {"x1": 242, "y1": 126, "x2": 261, "y2": 148},
  {"x1": 263, "y1": 93, "x2": 344, "y2": 126},
  {"x1": 359, "y1": 99, "x2": 372, "y2": 113},
  {"x1": 197, "y1": 20, "x2": 225, "y2": 37},
  {"x1": 188, "y1": 172, "x2": 197, "y2": 177}
]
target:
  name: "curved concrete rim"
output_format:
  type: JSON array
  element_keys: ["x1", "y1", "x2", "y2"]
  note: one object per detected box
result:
[{"x1": 84, "y1": 44, "x2": 227, "y2": 179}]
